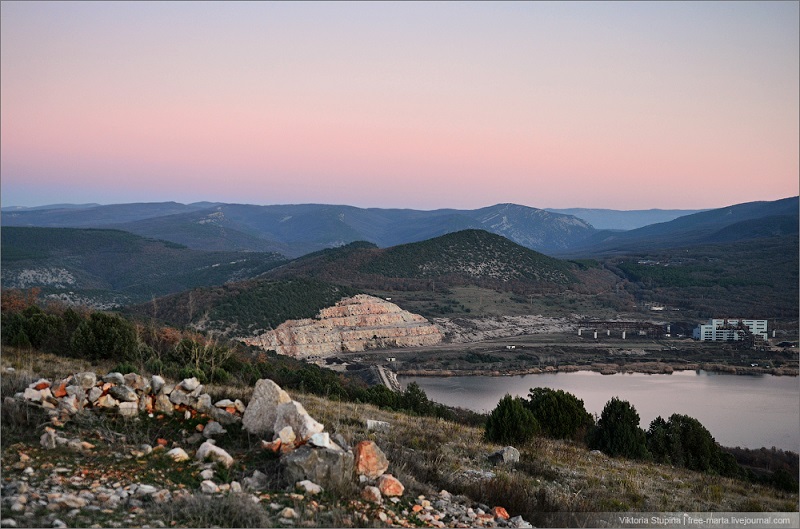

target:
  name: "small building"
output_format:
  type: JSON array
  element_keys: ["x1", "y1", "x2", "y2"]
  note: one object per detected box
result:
[{"x1": 693, "y1": 319, "x2": 768, "y2": 342}]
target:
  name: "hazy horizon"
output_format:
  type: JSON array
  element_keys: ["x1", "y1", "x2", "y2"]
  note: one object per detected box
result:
[{"x1": 2, "y1": 2, "x2": 798, "y2": 210}]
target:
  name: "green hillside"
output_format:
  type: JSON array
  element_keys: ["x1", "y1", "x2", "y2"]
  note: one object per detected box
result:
[{"x1": 1, "y1": 227, "x2": 287, "y2": 306}]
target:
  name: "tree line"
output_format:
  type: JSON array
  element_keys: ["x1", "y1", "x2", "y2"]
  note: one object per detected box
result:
[{"x1": 484, "y1": 388, "x2": 797, "y2": 492}]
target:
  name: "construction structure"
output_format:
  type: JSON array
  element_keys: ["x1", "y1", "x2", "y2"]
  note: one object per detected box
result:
[
  {"x1": 577, "y1": 321, "x2": 666, "y2": 339},
  {"x1": 692, "y1": 319, "x2": 768, "y2": 346}
]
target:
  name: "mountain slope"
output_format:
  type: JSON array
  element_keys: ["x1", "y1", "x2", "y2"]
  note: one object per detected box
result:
[
  {"x1": 564, "y1": 197, "x2": 798, "y2": 255},
  {"x1": 0, "y1": 227, "x2": 287, "y2": 306},
  {"x1": 1, "y1": 201, "x2": 209, "y2": 227},
  {"x1": 546, "y1": 207, "x2": 705, "y2": 230}
]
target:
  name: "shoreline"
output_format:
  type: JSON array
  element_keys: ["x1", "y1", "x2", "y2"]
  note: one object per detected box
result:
[{"x1": 398, "y1": 361, "x2": 799, "y2": 378}]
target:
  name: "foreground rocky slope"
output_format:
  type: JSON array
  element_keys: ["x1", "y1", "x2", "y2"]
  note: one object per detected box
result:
[
  {"x1": 2, "y1": 367, "x2": 531, "y2": 528},
  {"x1": 242, "y1": 295, "x2": 442, "y2": 358}
]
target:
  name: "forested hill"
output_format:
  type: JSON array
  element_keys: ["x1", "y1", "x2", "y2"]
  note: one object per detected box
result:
[
  {"x1": 266, "y1": 229, "x2": 577, "y2": 292},
  {"x1": 0, "y1": 227, "x2": 287, "y2": 307},
  {"x1": 125, "y1": 278, "x2": 359, "y2": 337}
]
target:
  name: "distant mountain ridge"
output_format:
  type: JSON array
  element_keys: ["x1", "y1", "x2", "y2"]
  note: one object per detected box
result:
[
  {"x1": 3, "y1": 197, "x2": 795, "y2": 258},
  {"x1": 2, "y1": 202, "x2": 596, "y2": 257},
  {"x1": 563, "y1": 197, "x2": 799, "y2": 255}
]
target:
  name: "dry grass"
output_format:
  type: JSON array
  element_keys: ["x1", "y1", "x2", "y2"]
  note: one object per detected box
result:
[
  {"x1": 2, "y1": 349, "x2": 796, "y2": 526},
  {"x1": 296, "y1": 391, "x2": 799, "y2": 524}
]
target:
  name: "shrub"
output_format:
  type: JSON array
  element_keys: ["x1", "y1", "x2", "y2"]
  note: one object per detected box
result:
[
  {"x1": 485, "y1": 394, "x2": 540, "y2": 444},
  {"x1": 589, "y1": 397, "x2": 649, "y2": 459},
  {"x1": 525, "y1": 387, "x2": 594, "y2": 440},
  {"x1": 70, "y1": 312, "x2": 137, "y2": 361},
  {"x1": 647, "y1": 414, "x2": 742, "y2": 477}
]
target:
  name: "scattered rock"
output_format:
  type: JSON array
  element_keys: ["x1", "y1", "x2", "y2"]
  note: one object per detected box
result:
[
  {"x1": 279, "y1": 507, "x2": 298, "y2": 519},
  {"x1": 166, "y1": 448, "x2": 190, "y2": 462},
  {"x1": 195, "y1": 440, "x2": 234, "y2": 469},
  {"x1": 40, "y1": 428, "x2": 57, "y2": 449},
  {"x1": 377, "y1": 474, "x2": 404, "y2": 497},
  {"x1": 492, "y1": 506, "x2": 510, "y2": 520},
  {"x1": 361, "y1": 485, "x2": 382, "y2": 503},
  {"x1": 366, "y1": 419, "x2": 390, "y2": 432},
  {"x1": 354, "y1": 440, "x2": 389, "y2": 478},
  {"x1": 200, "y1": 469, "x2": 215, "y2": 480},
  {"x1": 202, "y1": 421, "x2": 227, "y2": 438},
  {"x1": 296, "y1": 480, "x2": 322, "y2": 495},
  {"x1": 242, "y1": 470, "x2": 269, "y2": 491},
  {"x1": 200, "y1": 480, "x2": 219, "y2": 494}
]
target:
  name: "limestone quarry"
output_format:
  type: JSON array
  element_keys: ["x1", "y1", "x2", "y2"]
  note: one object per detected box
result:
[{"x1": 242, "y1": 295, "x2": 442, "y2": 358}]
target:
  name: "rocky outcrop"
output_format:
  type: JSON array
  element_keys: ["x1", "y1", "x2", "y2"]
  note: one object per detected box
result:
[{"x1": 242, "y1": 295, "x2": 442, "y2": 358}]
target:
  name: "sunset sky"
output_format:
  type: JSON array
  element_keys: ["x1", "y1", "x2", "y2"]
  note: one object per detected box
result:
[{"x1": 2, "y1": 1, "x2": 798, "y2": 210}]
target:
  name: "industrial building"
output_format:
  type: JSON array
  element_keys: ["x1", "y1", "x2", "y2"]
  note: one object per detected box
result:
[{"x1": 693, "y1": 319, "x2": 768, "y2": 343}]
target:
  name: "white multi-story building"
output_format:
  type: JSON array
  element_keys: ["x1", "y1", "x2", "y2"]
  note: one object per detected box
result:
[{"x1": 692, "y1": 319, "x2": 768, "y2": 342}]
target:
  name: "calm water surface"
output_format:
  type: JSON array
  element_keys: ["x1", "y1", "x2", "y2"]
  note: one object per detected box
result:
[{"x1": 399, "y1": 370, "x2": 799, "y2": 452}]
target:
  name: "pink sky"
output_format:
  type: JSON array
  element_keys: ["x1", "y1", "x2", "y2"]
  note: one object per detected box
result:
[{"x1": 2, "y1": 2, "x2": 798, "y2": 210}]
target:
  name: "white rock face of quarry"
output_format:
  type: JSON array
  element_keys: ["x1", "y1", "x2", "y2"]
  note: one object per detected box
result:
[{"x1": 242, "y1": 295, "x2": 442, "y2": 358}]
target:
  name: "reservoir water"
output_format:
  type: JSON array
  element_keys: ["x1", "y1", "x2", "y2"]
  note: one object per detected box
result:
[{"x1": 399, "y1": 370, "x2": 799, "y2": 452}]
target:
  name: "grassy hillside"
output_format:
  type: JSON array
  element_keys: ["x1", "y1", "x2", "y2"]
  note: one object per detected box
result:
[
  {"x1": 1, "y1": 227, "x2": 287, "y2": 306},
  {"x1": 1, "y1": 345, "x2": 796, "y2": 528}
]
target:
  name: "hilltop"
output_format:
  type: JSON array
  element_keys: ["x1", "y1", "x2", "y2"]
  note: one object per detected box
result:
[{"x1": 269, "y1": 229, "x2": 576, "y2": 291}]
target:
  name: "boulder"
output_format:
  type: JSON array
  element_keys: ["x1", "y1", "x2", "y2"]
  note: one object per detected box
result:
[
  {"x1": 179, "y1": 377, "x2": 200, "y2": 392},
  {"x1": 208, "y1": 406, "x2": 239, "y2": 425},
  {"x1": 109, "y1": 385, "x2": 138, "y2": 403},
  {"x1": 70, "y1": 371, "x2": 97, "y2": 389},
  {"x1": 276, "y1": 426, "x2": 296, "y2": 447},
  {"x1": 150, "y1": 375, "x2": 165, "y2": 394},
  {"x1": 354, "y1": 440, "x2": 389, "y2": 479},
  {"x1": 281, "y1": 446, "x2": 355, "y2": 489},
  {"x1": 169, "y1": 389, "x2": 195, "y2": 407},
  {"x1": 488, "y1": 446, "x2": 520, "y2": 466},
  {"x1": 377, "y1": 474, "x2": 404, "y2": 497},
  {"x1": 22, "y1": 388, "x2": 43, "y2": 402},
  {"x1": 87, "y1": 387, "x2": 103, "y2": 404},
  {"x1": 118, "y1": 402, "x2": 138, "y2": 417},
  {"x1": 102, "y1": 372, "x2": 125, "y2": 385},
  {"x1": 195, "y1": 440, "x2": 234, "y2": 469},
  {"x1": 241, "y1": 379, "x2": 292, "y2": 436},
  {"x1": 195, "y1": 394, "x2": 212, "y2": 412},
  {"x1": 154, "y1": 394, "x2": 173, "y2": 414},
  {"x1": 309, "y1": 432, "x2": 340, "y2": 450},
  {"x1": 273, "y1": 401, "x2": 324, "y2": 441},
  {"x1": 123, "y1": 373, "x2": 147, "y2": 391}
]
